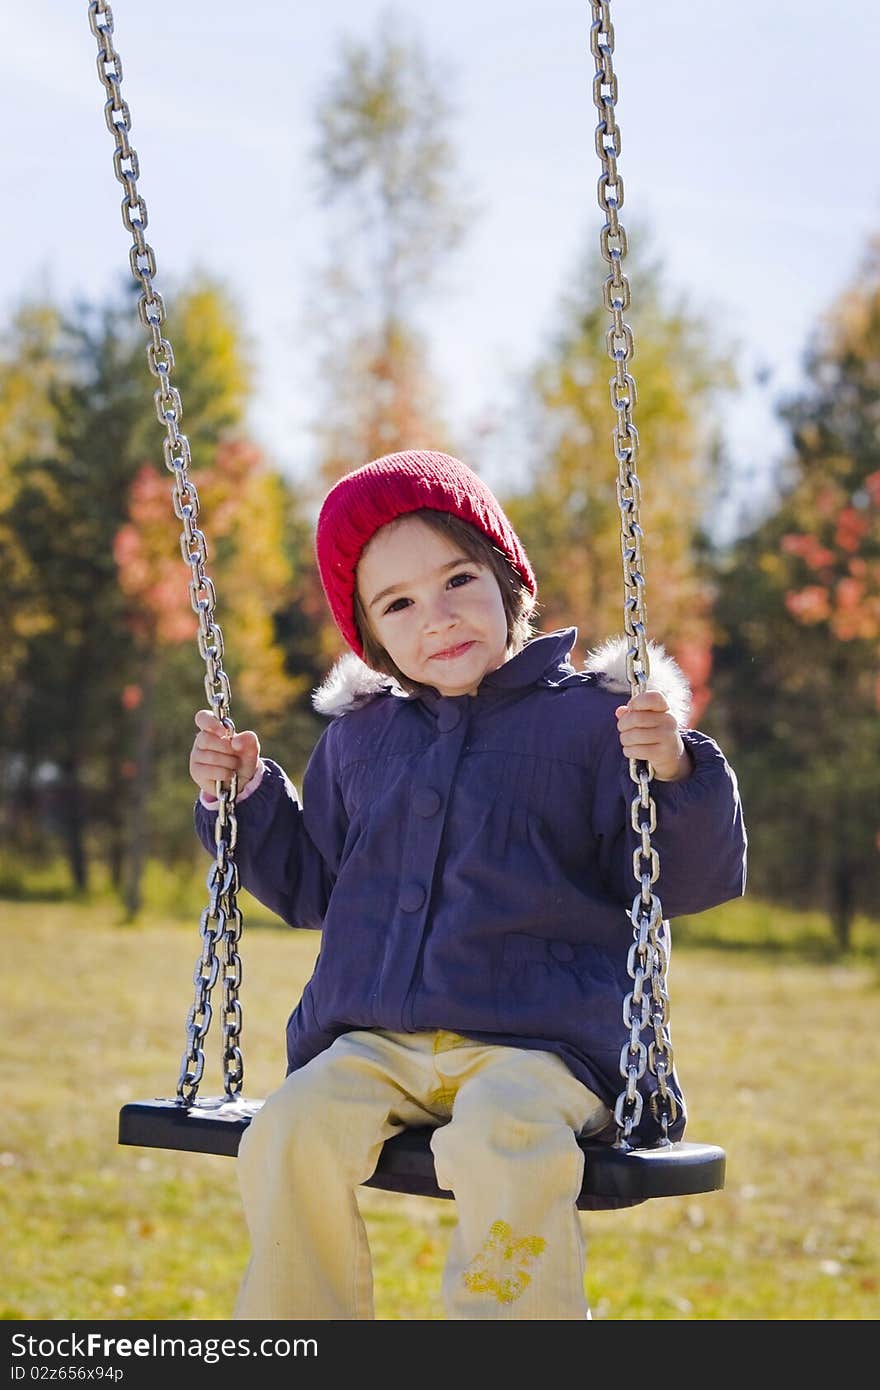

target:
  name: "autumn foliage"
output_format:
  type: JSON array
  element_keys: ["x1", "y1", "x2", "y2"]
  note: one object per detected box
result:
[
  {"x1": 781, "y1": 469, "x2": 880, "y2": 654},
  {"x1": 713, "y1": 236, "x2": 880, "y2": 944},
  {"x1": 114, "y1": 462, "x2": 194, "y2": 645}
]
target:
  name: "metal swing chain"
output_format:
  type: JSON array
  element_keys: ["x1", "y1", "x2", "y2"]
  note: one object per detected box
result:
[
  {"x1": 589, "y1": 1, "x2": 678, "y2": 1145},
  {"x1": 88, "y1": 1, "x2": 245, "y2": 1105}
]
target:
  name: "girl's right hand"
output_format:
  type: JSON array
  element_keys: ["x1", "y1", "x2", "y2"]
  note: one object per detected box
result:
[{"x1": 189, "y1": 710, "x2": 261, "y2": 797}]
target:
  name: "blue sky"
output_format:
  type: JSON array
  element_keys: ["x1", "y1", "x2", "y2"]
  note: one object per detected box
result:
[{"x1": 3, "y1": 1, "x2": 879, "y2": 544}]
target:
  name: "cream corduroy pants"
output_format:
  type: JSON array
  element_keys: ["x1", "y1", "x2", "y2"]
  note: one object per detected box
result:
[{"x1": 233, "y1": 1027, "x2": 610, "y2": 1321}]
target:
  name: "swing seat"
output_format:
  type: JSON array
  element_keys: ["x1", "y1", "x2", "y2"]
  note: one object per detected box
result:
[{"x1": 118, "y1": 1097, "x2": 725, "y2": 1206}]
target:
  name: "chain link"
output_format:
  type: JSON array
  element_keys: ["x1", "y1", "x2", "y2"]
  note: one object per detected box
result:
[
  {"x1": 88, "y1": 1, "x2": 245, "y2": 1104},
  {"x1": 589, "y1": 1, "x2": 678, "y2": 1145}
]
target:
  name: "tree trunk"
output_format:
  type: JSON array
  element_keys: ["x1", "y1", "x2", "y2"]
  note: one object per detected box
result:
[
  {"x1": 830, "y1": 832, "x2": 853, "y2": 952},
  {"x1": 827, "y1": 659, "x2": 854, "y2": 953},
  {"x1": 107, "y1": 813, "x2": 125, "y2": 893},
  {"x1": 122, "y1": 653, "x2": 157, "y2": 922},
  {"x1": 58, "y1": 753, "x2": 89, "y2": 892}
]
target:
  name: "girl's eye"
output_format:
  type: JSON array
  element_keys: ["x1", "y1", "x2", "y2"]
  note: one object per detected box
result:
[{"x1": 382, "y1": 571, "x2": 477, "y2": 616}]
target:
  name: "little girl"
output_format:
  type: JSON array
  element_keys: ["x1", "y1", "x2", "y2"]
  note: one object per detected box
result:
[{"x1": 189, "y1": 449, "x2": 747, "y2": 1321}]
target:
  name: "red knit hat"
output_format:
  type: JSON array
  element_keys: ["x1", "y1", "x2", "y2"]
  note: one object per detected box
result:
[{"x1": 315, "y1": 449, "x2": 536, "y2": 658}]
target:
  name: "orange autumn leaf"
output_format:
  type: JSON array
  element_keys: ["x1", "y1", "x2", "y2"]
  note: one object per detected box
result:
[{"x1": 784, "y1": 585, "x2": 832, "y2": 624}]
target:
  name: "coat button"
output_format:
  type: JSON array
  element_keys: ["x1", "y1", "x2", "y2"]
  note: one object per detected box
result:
[
  {"x1": 550, "y1": 941, "x2": 575, "y2": 963},
  {"x1": 437, "y1": 705, "x2": 461, "y2": 732},
  {"x1": 400, "y1": 882, "x2": 426, "y2": 912},
  {"x1": 413, "y1": 787, "x2": 441, "y2": 817}
]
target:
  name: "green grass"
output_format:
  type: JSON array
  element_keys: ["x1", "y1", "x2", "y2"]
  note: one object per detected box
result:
[{"x1": 3, "y1": 891, "x2": 878, "y2": 1321}]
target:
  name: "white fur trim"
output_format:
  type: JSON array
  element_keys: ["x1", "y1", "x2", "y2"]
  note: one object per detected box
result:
[
  {"x1": 312, "y1": 634, "x2": 693, "y2": 725},
  {"x1": 312, "y1": 652, "x2": 408, "y2": 718},
  {"x1": 583, "y1": 636, "x2": 692, "y2": 726}
]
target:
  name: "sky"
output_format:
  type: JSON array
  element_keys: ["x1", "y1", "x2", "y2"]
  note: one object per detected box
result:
[{"x1": 3, "y1": 1, "x2": 880, "y2": 545}]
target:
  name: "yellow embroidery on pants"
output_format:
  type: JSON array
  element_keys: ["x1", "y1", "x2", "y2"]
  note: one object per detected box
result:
[
  {"x1": 462, "y1": 1220, "x2": 547, "y2": 1304},
  {"x1": 432, "y1": 1030, "x2": 470, "y2": 1053},
  {"x1": 425, "y1": 1085, "x2": 457, "y2": 1114}
]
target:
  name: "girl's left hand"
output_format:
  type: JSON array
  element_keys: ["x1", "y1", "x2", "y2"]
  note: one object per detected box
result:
[{"x1": 614, "y1": 691, "x2": 694, "y2": 782}]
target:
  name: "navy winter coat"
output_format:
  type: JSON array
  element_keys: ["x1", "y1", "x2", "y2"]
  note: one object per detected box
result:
[{"x1": 194, "y1": 627, "x2": 747, "y2": 1146}]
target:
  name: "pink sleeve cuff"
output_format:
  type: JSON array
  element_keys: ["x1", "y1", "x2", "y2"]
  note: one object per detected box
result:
[{"x1": 199, "y1": 758, "x2": 267, "y2": 810}]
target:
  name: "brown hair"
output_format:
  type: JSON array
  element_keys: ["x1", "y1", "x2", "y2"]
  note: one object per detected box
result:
[{"x1": 353, "y1": 509, "x2": 540, "y2": 694}]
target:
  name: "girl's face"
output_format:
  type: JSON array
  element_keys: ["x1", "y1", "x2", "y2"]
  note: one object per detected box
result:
[{"x1": 356, "y1": 514, "x2": 510, "y2": 697}]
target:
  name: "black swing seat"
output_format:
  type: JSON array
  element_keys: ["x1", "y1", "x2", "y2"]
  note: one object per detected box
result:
[{"x1": 118, "y1": 1097, "x2": 725, "y2": 1207}]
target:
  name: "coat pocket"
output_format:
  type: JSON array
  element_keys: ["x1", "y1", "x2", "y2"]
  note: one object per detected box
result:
[{"x1": 494, "y1": 932, "x2": 622, "y2": 1042}]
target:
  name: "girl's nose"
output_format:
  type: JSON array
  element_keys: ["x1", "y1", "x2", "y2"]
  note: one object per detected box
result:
[{"x1": 424, "y1": 592, "x2": 459, "y2": 632}]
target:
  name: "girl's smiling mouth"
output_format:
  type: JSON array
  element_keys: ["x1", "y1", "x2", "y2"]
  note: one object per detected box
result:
[{"x1": 430, "y1": 641, "x2": 476, "y2": 660}]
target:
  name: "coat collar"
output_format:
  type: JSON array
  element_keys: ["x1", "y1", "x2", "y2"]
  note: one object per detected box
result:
[
  {"x1": 311, "y1": 626, "x2": 691, "y2": 725},
  {"x1": 312, "y1": 628, "x2": 577, "y2": 719},
  {"x1": 480, "y1": 626, "x2": 577, "y2": 690}
]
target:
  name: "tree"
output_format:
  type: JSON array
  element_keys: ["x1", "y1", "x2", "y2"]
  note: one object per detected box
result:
[
  {"x1": 0, "y1": 304, "x2": 69, "y2": 731},
  {"x1": 502, "y1": 231, "x2": 736, "y2": 721},
  {"x1": 0, "y1": 277, "x2": 282, "y2": 905},
  {"x1": 307, "y1": 10, "x2": 472, "y2": 498},
  {"x1": 2, "y1": 294, "x2": 150, "y2": 889},
  {"x1": 712, "y1": 236, "x2": 880, "y2": 946},
  {"x1": 114, "y1": 436, "x2": 311, "y2": 918}
]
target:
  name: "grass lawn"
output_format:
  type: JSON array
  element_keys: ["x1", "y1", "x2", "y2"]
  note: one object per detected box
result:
[{"x1": 3, "y1": 891, "x2": 878, "y2": 1321}]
